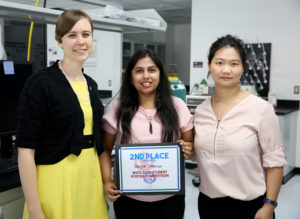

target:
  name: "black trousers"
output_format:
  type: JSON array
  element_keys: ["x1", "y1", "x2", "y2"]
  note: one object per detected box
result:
[
  {"x1": 113, "y1": 195, "x2": 185, "y2": 219},
  {"x1": 198, "y1": 192, "x2": 275, "y2": 219}
]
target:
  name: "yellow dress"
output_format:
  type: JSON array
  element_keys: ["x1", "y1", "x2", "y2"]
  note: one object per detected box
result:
[{"x1": 23, "y1": 81, "x2": 108, "y2": 219}]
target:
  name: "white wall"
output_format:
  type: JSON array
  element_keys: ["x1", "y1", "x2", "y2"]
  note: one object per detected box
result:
[
  {"x1": 190, "y1": 0, "x2": 300, "y2": 166},
  {"x1": 190, "y1": 0, "x2": 300, "y2": 99}
]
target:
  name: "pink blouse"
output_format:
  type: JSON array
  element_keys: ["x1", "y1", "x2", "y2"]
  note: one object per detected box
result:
[
  {"x1": 194, "y1": 94, "x2": 286, "y2": 200},
  {"x1": 103, "y1": 96, "x2": 193, "y2": 202}
]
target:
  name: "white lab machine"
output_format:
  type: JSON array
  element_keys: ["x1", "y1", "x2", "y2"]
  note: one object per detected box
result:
[{"x1": 186, "y1": 95, "x2": 211, "y2": 114}]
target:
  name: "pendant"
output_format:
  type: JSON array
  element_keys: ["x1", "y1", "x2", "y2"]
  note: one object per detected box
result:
[{"x1": 149, "y1": 122, "x2": 153, "y2": 134}]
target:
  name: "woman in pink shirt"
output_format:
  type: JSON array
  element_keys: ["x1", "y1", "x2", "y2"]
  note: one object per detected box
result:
[
  {"x1": 194, "y1": 35, "x2": 286, "y2": 219},
  {"x1": 100, "y1": 49, "x2": 194, "y2": 219}
]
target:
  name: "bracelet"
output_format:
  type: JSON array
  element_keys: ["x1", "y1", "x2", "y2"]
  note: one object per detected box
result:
[{"x1": 263, "y1": 197, "x2": 278, "y2": 207}]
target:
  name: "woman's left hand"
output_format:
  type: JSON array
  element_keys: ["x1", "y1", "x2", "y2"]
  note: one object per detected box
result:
[
  {"x1": 104, "y1": 179, "x2": 122, "y2": 202},
  {"x1": 178, "y1": 140, "x2": 194, "y2": 160},
  {"x1": 254, "y1": 204, "x2": 274, "y2": 219}
]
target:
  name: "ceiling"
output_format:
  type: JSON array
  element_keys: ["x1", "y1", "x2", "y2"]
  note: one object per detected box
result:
[{"x1": 3, "y1": 0, "x2": 191, "y2": 24}]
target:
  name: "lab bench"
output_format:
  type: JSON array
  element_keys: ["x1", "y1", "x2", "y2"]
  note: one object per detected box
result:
[{"x1": 0, "y1": 164, "x2": 23, "y2": 219}]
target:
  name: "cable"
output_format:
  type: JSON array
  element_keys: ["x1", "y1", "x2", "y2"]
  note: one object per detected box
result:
[
  {"x1": 27, "y1": 0, "x2": 40, "y2": 61},
  {"x1": 43, "y1": 0, "x2": 47, "y2": 68}
]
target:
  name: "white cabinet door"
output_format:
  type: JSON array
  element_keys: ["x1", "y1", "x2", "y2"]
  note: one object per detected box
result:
[
  {"x1": 278, "y1": 112, "x2": 297, "y2": 177},
  {"x1": 0, "y1": 187, "x2": 24, "y2": 219}
]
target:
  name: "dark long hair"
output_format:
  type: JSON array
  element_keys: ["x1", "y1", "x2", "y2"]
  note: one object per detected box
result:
[{"x1": 116, "y1": 49, "x2": 179, "y2": 144}]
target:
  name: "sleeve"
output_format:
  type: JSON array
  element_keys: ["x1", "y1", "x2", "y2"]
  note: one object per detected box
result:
[
  {"x1": 16, "y1": 75, "x2": 47, "y2": 149},
  {"x1": 258, "y1": 102, "x2": 287, "y2": 168},
  {"x1": 173, "y1": 97, "x2": 194, "y2": 133},
  {"x1": 102, "y1": 99, "x2": 119, "y2": 134}
]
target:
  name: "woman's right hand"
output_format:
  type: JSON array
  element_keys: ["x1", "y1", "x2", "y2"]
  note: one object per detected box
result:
[
  {"x1": 104, "y1": 179, "x2": 122, "y2": 202},
  {"x1": 178, "y1": 139, "x2": 194, "y2": 160},
  {"x1": 18, "y1": 148, "x2": 45, "y2": 219}
]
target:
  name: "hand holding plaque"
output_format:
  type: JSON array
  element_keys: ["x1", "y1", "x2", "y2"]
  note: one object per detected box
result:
[{"x1": 115, "y1": 142, "x2": 185, "y2": 195}]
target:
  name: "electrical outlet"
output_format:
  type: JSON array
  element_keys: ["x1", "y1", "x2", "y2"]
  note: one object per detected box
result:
[{"x1": 294, "y1": 85, "x2": 300, "y2": 94}]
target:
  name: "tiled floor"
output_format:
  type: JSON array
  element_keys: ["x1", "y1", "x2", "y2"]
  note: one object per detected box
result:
[
  {"x1": 184, "y1": 171, "x2": 300, "y2": 219},
  {"x1": 276, "y1": 174, "x2": 300, "y2": 219}
]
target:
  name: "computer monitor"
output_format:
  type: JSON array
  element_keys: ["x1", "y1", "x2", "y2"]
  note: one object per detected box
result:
[{"x1": 0, "y1": 60, "x2": 33, "y2": 157}]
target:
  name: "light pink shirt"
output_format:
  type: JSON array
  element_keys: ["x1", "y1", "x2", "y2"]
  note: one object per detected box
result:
[
  {"x1": 103, "y1": 96, "x2": 193, "y2": 202},
  {"x1": 194, "y1": 94, "x2": 286, "y2": 200}
]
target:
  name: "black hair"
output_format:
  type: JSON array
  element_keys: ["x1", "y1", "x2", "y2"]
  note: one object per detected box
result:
[
  {"x1": 207, "y1": 34, "x2": 247, "y2": 77},
  {"x1": 116, "y1": 49, "x2": 179, "y2": 144}
]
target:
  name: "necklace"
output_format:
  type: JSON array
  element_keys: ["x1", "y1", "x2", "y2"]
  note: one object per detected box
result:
[
  {"x1": 58, "y1": 61, "x2": 91, "y2": 107},
  {"x1": 211, "y1": 91, "x2": 248, "y2": 120},
  {"x1": 139, "y1": 107, "x2": 154, "y2": 134},
  {"x1": 211, "y1": 97, "x2": 230, "y2": 121}
]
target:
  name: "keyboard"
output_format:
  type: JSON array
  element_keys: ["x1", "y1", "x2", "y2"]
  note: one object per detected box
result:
[{"x1": 0, "y1": 159, "x2": 18, "y2": 176}]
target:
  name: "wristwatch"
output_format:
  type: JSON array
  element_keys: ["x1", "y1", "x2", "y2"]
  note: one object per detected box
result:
[{"x1": 263, "y1": 197, "x2": 278, "y2": 207}]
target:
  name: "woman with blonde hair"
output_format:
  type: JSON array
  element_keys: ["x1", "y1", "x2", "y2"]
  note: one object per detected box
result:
[{"x1": 17, "y1": 9, "x2": 108, "y2": 219}]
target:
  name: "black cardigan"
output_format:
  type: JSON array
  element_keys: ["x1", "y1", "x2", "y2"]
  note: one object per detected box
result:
[{"x1": 16, "y1": 61, "x2": 104, "y2": 164}]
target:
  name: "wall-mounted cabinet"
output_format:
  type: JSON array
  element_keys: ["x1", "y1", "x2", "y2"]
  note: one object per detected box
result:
[
  {"x1": 0, "y1": 0, "x2": 166, "y2": 97},
  {"x1": 122, "y1": 40, "x2": 166, "y2": 69}
]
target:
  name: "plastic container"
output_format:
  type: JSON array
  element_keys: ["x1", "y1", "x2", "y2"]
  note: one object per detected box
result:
[
  {"x1": 169, "y1": 79, "x2": 186, "y2": 102},
  {"x1": 268, "y1": 90, "x2": 277, "y2": 108},
  {"x1": 168, "y1": 64, "x2": 186, "y2": 102}
]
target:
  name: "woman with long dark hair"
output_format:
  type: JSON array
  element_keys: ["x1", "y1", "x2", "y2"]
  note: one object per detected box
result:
[{"x1": 100, "y1": 49, "x2": 194, "y2": 219}]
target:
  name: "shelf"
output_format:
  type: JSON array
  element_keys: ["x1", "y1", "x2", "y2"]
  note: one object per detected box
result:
[{"x1": 0, "y1": 1, "x2": 167, "y2": 33}]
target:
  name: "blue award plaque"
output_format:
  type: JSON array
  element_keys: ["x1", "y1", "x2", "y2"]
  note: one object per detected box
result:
[{"x1": 115, "y1": 142, "x2": 185, "y2": 195}]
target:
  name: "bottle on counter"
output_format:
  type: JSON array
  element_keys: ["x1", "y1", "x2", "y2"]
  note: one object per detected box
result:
[{"x1": 268, "y1": 89, "x2": 277, "y2": 108}]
